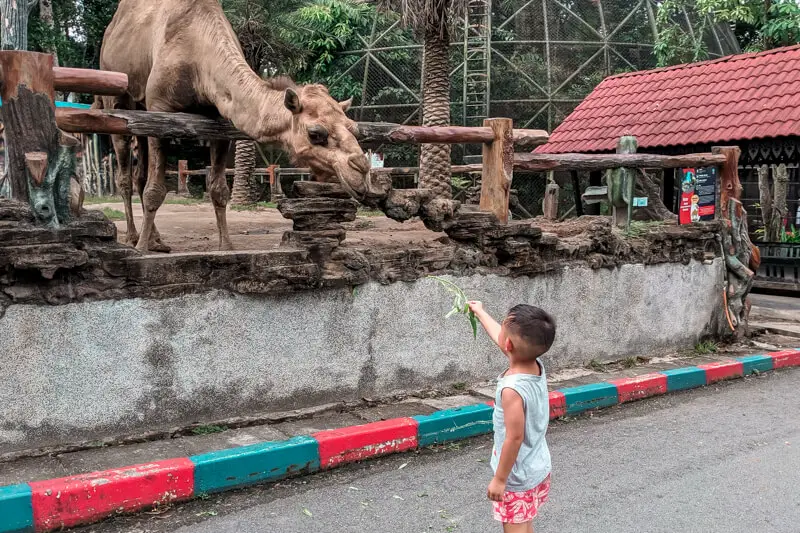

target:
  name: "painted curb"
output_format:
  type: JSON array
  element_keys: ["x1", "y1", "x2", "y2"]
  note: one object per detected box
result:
[
  {"x1": 314, "y1": 418, "x2": 419, "y2": 469},
  {"x1": 0, "y1": 484, "x2": 33, "y2": 533},
  {"x1": 191, "y1": 436, "x2": 319, "y2": 494},
  {"x1": 3, "y1": 349, "x2": 798, "y2": 532},
  {"x1": 414, "y1": 404, "x2": 493, "y2": 447},
  {"x1": 28, "y1": 459, "x2": 194, "y2": 531}
]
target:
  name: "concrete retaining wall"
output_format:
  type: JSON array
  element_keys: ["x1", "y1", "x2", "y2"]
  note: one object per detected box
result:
[{"x1": 0, "y1": 259, "x2": 724, "y2": 453}]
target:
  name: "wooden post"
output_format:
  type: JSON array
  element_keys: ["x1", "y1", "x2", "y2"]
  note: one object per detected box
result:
[
  {"x1": 570, "y1": 170, "x2": 583, "y2": 217},
  {"x1": 543, "y1": 175, "x2": 560, "y2": 220},
  {"x1": 479, "y1": 118, "x2": 513, "y2": 224},
  {"x1": 0, "y1": 51, "x2": 75, "y2": 226},
  {"x1": 177, "y1": 159, "x2": 189, "y2": 196}
]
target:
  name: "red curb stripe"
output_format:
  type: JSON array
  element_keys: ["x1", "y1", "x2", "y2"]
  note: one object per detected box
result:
[
  {"x1": 313, "y1": 418, "x2": 418, "y2": 469},
  {"x1": 29, "y1": 458, "x2": 194, "y2": 531},
  {"x1": 548, "y1": 391, "x2": 566, "y2": 419},
  {"x1": 767, "y1": 349, "x2": 800, "y2": 369},
  {"x1": 698, "y1": 360, "x2": 744, "y2": 384},
  {"x1": 610, "y1": 373, "x2": 668, "y2": 403}
]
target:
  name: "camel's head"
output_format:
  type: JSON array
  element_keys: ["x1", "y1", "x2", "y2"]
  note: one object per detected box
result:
[{"x1": 279, "y1": 84, "x2": 378, "y2": 202}]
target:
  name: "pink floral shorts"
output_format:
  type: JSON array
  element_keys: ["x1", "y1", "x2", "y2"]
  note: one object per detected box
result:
[{"x1": 492, "y1": 474, "x2": 551, "y2": 524}]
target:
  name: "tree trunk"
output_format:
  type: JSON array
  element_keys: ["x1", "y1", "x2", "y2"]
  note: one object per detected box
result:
[
  {"x1": 419, "y1": 27, "x2": 452, "y2": 199},
  {"x1": 757, "y1": 164, "x2": 773, "y2": 241},
  {"x1": 632, "y1": 169, "x2": 677, "y2": 221},
  {"x1": 770, "y1": 163, "x2": 788, "y2": 240},
  {"x1": 1, "y1": 0, "x2": 37, "y2": 50},
  {"x1": 231, "y1": 139, "x2": 258, "y2": 205},
  {"x1": 38, "y1": 0, "x2": 58, "y2": 66}
]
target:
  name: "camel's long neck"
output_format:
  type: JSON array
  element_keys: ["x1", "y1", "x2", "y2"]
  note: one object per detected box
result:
[{"x1": 201, "y1": 24, "x2": 292, "y2": 143}]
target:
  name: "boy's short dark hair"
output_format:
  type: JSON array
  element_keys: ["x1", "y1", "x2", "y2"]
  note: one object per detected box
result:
[{"x1": 504, "y1": 305, "x2": 556, "y2": 359}]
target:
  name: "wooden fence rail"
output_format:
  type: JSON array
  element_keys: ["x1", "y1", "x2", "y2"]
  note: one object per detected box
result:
[
  {"x1": 0, "y1": 51, "x2": 738, "y2": 227},
  {"x1": 54, "y1": 108, "x2": 549, "y2": 149}
]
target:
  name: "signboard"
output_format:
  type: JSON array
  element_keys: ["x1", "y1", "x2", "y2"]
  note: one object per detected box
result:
[
  {"x1": 633, "y1": 197, "x2": 648, "y2": 207},
  {"x1": 678, "y1": 166, "x2": 717, "y2": 224},
  {"x1": 370, "y1": 152, "x2": 384, "y2": 169}
]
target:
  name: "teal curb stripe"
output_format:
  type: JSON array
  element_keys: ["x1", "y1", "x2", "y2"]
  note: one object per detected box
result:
[
  {"x1": 190, "y1": 436, "x2": 319, "y2": 494},
  {"x1": 413, "y1": 404, "x2": 494, "y2": 447},
  {"x1": 560, "y1": 383, "x2": 619, "y2": 415},
  {"x1": 661, "y1": 367, "x2": 707, "y2": 391},
  {"x1": 0, "y1": 483, "x2": 33, "y2": 533},
  {"x1": 736, "y1": 354, "x2": 774, "y2": 375}
]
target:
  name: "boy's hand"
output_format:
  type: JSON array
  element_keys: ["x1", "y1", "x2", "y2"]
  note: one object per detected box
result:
[
  {"x1": 468, "y1": 301, "x2": 484, "y2": 315},
  {"x1": 487, "y1": 476, "x2": 506, "y2": 502}
]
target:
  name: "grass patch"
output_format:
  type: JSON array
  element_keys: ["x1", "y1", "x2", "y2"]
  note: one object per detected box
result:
[
  {"x1": 101, "y1": 207, "x2": 125, "y2": 221},
  {"x1": 190, "y1": 424, "x2": 228, "y2": 436},
  {"x1": 451, "y1": 382, "x2": 467, "y2": 391},
  {"x1": 694, "y1": 340, "x2": 718, "y2": 355},
  {"x1": 85, "y1": 195, "x2": 205, "y2": 206},
  {"x1": 586, "y1": 359, "x2": 606, "y2": 372},
  {"x1": 621, "y1": 356, "x2": 649, "y2": 368},
  {"x1": 230, "y1": 201, "x2": 277, "y2": 212},
  {"x1": 624, "y1": 220, "x2": 666, "y2": 238}
]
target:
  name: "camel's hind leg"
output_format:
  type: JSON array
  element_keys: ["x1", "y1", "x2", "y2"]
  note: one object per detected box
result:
[{"x1": 209, "y1": 140, "x2": 233, "y2": 251}]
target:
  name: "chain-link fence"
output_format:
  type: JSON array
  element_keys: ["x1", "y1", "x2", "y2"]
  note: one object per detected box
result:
[{"x1": 325, "y1": 0, "x2": 739, "y2": 217}]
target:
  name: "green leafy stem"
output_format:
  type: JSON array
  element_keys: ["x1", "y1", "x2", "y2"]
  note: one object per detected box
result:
[{"x1": 428, "y1": 276, "x2": 478, "y2": 339}]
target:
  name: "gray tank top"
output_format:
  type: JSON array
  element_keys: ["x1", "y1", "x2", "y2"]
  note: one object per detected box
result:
[{"x1": 490, "y1": 362, "x2": 552, "y2": 491}]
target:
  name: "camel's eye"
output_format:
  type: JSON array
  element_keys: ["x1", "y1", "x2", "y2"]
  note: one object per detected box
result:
[{"x1": 308, "y1": 125, "x2": 329, "y2": 146}]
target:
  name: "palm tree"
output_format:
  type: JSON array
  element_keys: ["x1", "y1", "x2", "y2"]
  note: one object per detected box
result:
[{"x1": 377, "y1": 0, "x2": 465, "y2": 200}]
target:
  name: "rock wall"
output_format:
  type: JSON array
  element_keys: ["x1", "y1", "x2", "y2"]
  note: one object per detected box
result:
[
  {"x1": 0, "y1": 260, "x2": 724, "y2": 455},
  {"x1": 0, "y1": 198, "x2": 726, "y2": 454}
]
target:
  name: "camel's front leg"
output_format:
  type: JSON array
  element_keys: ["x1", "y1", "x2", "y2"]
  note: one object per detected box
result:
[
  {"x1": 133, "y1": 135, "x2": 170, "y2": 252},
  {"x1": 110, "y1": 134, "x2": 139, "y2": 247},
  {"x1": 137, "y1": 136, "x2": 169, "y2": 253},
  {"x1": 209, "y1": 140, "x2": 233, "y2": 251}
]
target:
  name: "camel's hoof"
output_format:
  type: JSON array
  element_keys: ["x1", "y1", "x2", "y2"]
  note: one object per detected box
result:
[
  {"x1": 125, "y1": 232, "x2": 140, "y2": 247},
  {"x1": 219, "y1": 241, "x2": 234, "y2": 252},
  {"x1": 149, "y1": 241, "x2": 172, "y2": 253}
]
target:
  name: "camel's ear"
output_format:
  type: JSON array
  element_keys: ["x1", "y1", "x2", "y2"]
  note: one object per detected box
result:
[
  {"x1": 339, "y1": 98, "x2": 353, "y2": 112},
  {"x1": 284, "y1": 88, "x2": 302, "y2": 114}
]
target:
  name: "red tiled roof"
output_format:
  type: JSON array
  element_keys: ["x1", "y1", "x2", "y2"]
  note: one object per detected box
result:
[{"x1": 535, "y1": 45, "x2": 800, "y2": 154}]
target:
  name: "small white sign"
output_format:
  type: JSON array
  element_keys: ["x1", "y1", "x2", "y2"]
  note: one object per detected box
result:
[
  {"x1": 370, "y1": 152, "x2": 384, "y2": 169},
  {"x1": 633, "y1": 197, "x2": 649, "y2": 207}
]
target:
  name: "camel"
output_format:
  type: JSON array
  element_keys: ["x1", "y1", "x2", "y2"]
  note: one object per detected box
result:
[{"x1": 97, "y1": 0, "x2": 374, "y2": 252}]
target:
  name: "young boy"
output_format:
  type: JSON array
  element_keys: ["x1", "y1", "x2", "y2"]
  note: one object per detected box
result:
[{"x1": 468, "y1": 301, "x2": 556, "y2": 533}]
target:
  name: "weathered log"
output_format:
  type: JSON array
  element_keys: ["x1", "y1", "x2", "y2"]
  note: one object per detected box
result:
[
  {"x1": 515, "y1": 152, "x2": 727, "y2": 172},
  {"x1": 55, "y1": 108, "x2": 547, "y2": 148},
  {"x1": 714, "y1": 146, "x2": 755, "y2": 337},
  {"x1": 479, "y1": 118, "x2": 514, "y2": 224},
  {"x1": 0, "y1": 51, "x2": 75, "y2": 227},
  {"x1": 52, "y1": 67, "x2": 128, "y2": 96},
  {"x1": 543, "y1": 181, "x2": 560, "y2": 220}
]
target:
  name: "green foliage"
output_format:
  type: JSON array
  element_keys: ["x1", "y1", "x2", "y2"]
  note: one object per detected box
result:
[
  {"x1": 694, "y1": 340, "x2": 718, "y2": 355},
  {"x1": 280, "y1": 0, "x2": 374, "y2": 99},
  {"x1": 428, "y1": 276, "x2": 478, "y2": 339},
  {"x1": 655, "y1": 0, "x2": 800, "y2": 66},
  {"x1": 29, "y1": 0, "x2": 118, "y2": 76},
  {"x1": 100, "y1": 207, "x2": 124, "y2": 221}
]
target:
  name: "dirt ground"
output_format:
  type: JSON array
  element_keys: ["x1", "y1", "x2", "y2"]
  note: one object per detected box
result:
[{"x1": 87, "y1": 201, "x2": 440, "y2": 253}]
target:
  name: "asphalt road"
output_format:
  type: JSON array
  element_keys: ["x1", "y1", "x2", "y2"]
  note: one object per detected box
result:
[{"x1": 81, "y1": 368, "x2": 800, "y2": 533}]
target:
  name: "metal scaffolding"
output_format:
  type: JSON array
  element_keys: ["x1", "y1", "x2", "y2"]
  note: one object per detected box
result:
[{"x1": 336, "y1": 0, "x2": 740, "y2": 131}]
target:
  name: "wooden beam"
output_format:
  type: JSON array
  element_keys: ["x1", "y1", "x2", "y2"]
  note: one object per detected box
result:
[
  {"x1": 53, "y1": 67, "x2": 128, "y2": 96},
  {"x1": 479, "y1": 118, "x2": 514, "y2": 224},
  {"x1": 55, "y1": 108, "x2": 548, "y2": 147},
  {"x1": 515, "y1": 152, "x2": 727, "y2": 172}
]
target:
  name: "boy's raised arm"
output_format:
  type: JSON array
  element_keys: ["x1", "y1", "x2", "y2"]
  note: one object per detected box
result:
[{"x1": 468, "y1": 301, "x2": 502, "y2": 347}]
